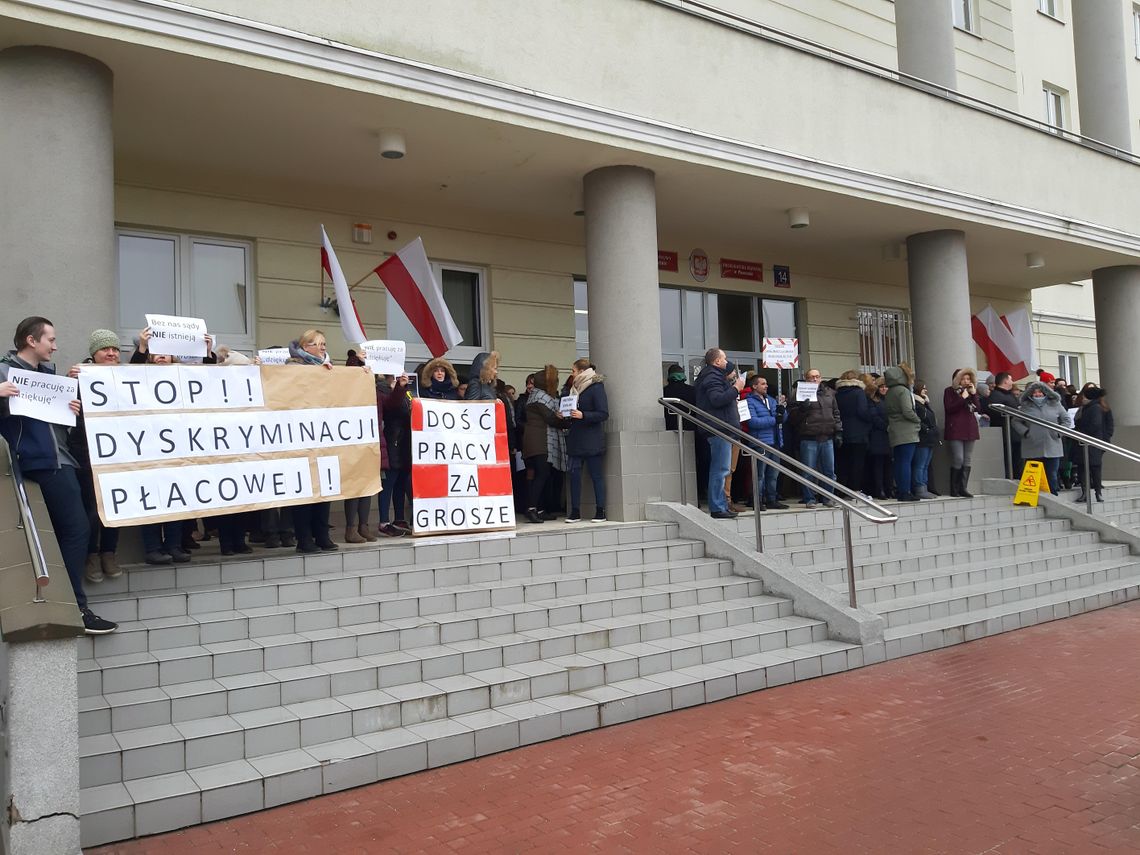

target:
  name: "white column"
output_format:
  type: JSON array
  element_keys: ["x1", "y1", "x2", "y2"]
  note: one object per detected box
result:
[
  {"x1": 0, "y1": 47, "x2": 116, "y2": 365},
  {"x1": 583, "y1": 166, "x2": 676, "y2": 520},
  {"x1": 1071, "y1": 3, "x2": 1133, "y2": 151},
  {"x1": 894, "y1": 0, "x2": 957, "y2": 90},
  {"x1": 1092, "y1": 266, "x2": 1140, "y2": 426}
]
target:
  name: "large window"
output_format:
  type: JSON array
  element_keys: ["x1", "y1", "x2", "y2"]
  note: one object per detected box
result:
[
  {"x1": 1042, "y1": 84, "x2": 1067, "y2": 131},
  {"x1": 574, "y1": 279, "x2": 589, "y2": 358},
  {"x1": 858, "y1": 307, "x2": 913, "y2": 376},
  {"x1": 1134, "y1": 6, "x2": 1140, "y2": 59},
  {"x1": 116, "y1": 230, "x2": 254, "y2": 351},
  {"x1": 953, "y1": 0, "x2": 979, "y2": 34},
  {"x1": 1058, "y1": 353, "x2": 1081, "y2": 387},
  {"x1": 388, "y1": 263, "x2": 485, "y2": 364}
]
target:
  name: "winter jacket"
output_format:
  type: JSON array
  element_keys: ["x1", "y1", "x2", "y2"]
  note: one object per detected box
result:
[
  {"x1": 1075, "y1": 394, "x2": 1114, "y2": 465},
  {"x1": 663, "y1": 379, "x2": 697, "y2": 431},
  {"x1": 883, "y1": 366, "x2": 921, "y2": 447},
  {"x1": 745, "y1": 392, "x2": 783, "y2": 446},
  {"x1": 464, "y1": 352, "x2": 500, "y2": 401},
  {"x1": 834, "y1": 380, "x2": 873, "y2": 444},
  {"x1": 868, "y1": 397, "x2": 890, "y2": 456},
  {"x1": 694, "y1": 363, "x2": 739, "y2": 428},
  {"x1": 943, "y1": 369, "x2": 981, "y2": 442},
  {"x1": 915, "y1": 395, "x2": 940, "y2": 448},
  {"x1": 382, "y1": 381, "x2": 413, "y2": 470},
  {"x1": 0, "y1": 352, "x2": 76, "y2": 473},
  {"x1": 420, "y1": 357, "x2": 460, "y2": 401},
  {"x1": 373, "y1": 379, "x2": 391, "y2": 471},
  {"x1": 566, "y1": 372, "x2": 608, "y2": 458},
  {"x1": 523, "y1": 388, "x2": 562, "y2": 459},
  {"x1": 1013, "y1": 381, "x2": 1069, "y2": 459},
  {"x1": 789, "y1": 382, "x2": 841, "y2": 441}
]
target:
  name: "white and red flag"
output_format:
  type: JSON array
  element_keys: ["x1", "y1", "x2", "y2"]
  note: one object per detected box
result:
[
  {"x1": 373, "y1": 238, "x2": 463, "y2": 358},
  {"x1": 971, "y1": 304, "x2": 1037, "y2": 379},
  {"x1": 320, "y1": 225, "x2": 367, "y2": 346}
]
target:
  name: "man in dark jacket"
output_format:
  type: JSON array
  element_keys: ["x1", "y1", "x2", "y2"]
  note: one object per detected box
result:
[
  {"x1": 0, "y1": 317, "x2": 117, "y2": 634},
  {"x1": 787, "y1": 367, "x2": 842, "y2": 507},
  {"x1": 694, "y1": 348, "x2": 744, "y2": 519},
  {"x1": 984, "y1": 371, "x2": 1022, "y2": 478},
  {"x1": 663, "y1": 363, "x2": 710, "y2": 506}
]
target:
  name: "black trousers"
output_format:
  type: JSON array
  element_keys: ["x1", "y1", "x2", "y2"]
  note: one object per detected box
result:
[
  {"x1": 292, "y1": 501, "x2": 332, "y2": 547},
  {"x1": 526, "y1": 454, "x2": 551, "y2": 510}
]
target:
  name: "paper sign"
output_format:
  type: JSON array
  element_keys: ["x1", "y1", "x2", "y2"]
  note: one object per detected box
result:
[
  {"x1": 258, "y1": 348, "x2": 290, "y2": 365},
  {"x1": 559, "y1": 395, "x2": 579, "y2": 417},
  {"x1": 145, "y1": 314, "x2": 209, "y2": 358},
  {"x1": 736, "y1": 399, "x2": 750, "y2": 423},
  {"x1": 361, "y1": 340, "x2": 406, "y2": 376},
  {"x1": 796, "y1": 382, "x2": 819, "y2": 402},
  {"x1": 7, "y1": 367, "x2": 78, "y2": 427},
  {"x1": 1014, "y1": 459, "x2": 1045, "y2": 508},
  {"x1": 78, "y1": 365, "x2": 264, "y2": 412},
  {"x1": 1066, "y1": 407, "x2": 1078, "y2": 428},
  {"x1": 762, "y1": 338, "x2": 799, "y2": 369}
]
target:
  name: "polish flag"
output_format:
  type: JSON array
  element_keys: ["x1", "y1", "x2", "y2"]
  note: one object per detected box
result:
[
  {"x1": 373, "y1": 238, "x2": 463, "y2": 358},
  {"x1": 320, "y1": 225, "x2": 367, "y2": 346},
  {"x1": 971, "y1": 304, "x2": 1033, "y2": 379}
]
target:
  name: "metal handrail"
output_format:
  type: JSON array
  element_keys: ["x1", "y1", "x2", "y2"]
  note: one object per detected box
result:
[
  {"x1": 3, "y1": 444, "x2": 51, "y2": 602},
  {"x1": 661, "y1": 397, "x2": 898, "y2": 608},
  {"x1": 988, "y1": 402, "x2": 1140, "y2": 515}
]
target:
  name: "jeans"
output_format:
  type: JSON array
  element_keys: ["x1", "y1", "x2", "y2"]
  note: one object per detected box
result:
[
  {"x1": 1029, "y1": 457, "x2": 1062, "y2": 495},
  {"x1": 799, "y1": 439, "x2": 836, "y2": 503},
  {"x1": 756, "y1": 451, "x2": 780, "y2": 503},
  {"x1": 892, "y1": 442, "x2": 917, "y2": 498},
  {"x1": 23, "y1": 466, "x2": 90, "y2": 610},
  {"x1": 568, "y1": 455, "x2": 606, "y2": 512},
  {"x1": 142, "y1": 521, "x2": 184, "y2": 555},
  {"x1": 707, "y1": 437, "x2": 732, "y2": 514},
  {"x1": 913, "y1": 445, "x2": 934, "y2": 490}
]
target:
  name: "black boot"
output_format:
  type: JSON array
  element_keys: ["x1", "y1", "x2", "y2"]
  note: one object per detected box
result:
[
  {"x1": 949, "y1": 468, "x2": 963, "y2": 498},
  {"x1": 960, "y1": 466, "x2": 974, "y2": 499}
]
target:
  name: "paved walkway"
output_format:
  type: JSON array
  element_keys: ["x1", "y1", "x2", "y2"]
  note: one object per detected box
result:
[{"x1": 91, "y1": 603, "x2": 1140, "y2": 854}]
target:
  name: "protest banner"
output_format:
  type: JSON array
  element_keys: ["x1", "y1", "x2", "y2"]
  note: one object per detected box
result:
[
  {"x1": 796, "y1": 381, "x2": 819, "y2": 402},
  {"x1": 559, "y1": 395, "x2": 578, "y2": 417},
  {"x1": 410, "y1": 399, "x2": 514, "y2": 535},
  {"x1": 360, "y1": 340, "x2": 406, "y2": 375},
  {"x1": 257, "y1": 348, "x2": 291, "y2": 365},
  {"x1": 145, "y1": 314, "x2": 210, "y2": 358},
  {"x1": 80, "y1": 365, "x2": 380, "y2": 526},
  {"x1": 7, "y1": 367, "x2": 78, "y2": 427},
  {"x1": 761, "y1": 338, "x2": 799, "y2": 369}
]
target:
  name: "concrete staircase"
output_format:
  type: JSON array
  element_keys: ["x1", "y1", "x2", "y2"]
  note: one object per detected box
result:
[
  {"x1": 1092, "y1": 483, "x2": 1140, "y2": 531},
  {"x1": 77, "y1": 521, "x2": 863, "y2": 847},
  {"x1": 719, "y1": 494, "x2": 1140, "y2": 658}
]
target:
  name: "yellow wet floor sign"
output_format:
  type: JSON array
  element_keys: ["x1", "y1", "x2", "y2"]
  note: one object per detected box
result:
[{"x1": 1014, "y1": 460, "x2": 1045, "y2": 507}]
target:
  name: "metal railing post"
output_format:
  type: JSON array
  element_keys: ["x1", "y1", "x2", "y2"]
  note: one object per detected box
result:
[
  {"x1": 751, "y1": 454, "x2": 763, "y2": 553},
  {"x1": 1083, "y1": 443, "x2": 1092, "y2": 515},
  {"x1": 843, "y1": 509, "x2": 857, "y2": 608},
  {"x1": 1003, "y1": 414, "x2": 1014, "y2": 480},
  {"x1": 677, "y1": 425, "x2": 688, "y2": 506}
]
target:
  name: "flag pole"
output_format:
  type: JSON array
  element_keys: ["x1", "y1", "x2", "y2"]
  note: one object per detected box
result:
[{"x1": 348, "y1": 253, "x2": 394, "y2": 292}]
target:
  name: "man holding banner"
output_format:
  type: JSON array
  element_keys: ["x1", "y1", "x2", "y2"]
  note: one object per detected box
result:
[{"x1": 0, "y1": 317, "x2": 118, "y2": 634}]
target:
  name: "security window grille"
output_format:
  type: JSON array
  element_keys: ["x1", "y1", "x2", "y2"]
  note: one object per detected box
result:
[{"x1": 858, "y1": 307, "x2": 913, "y2": 376}]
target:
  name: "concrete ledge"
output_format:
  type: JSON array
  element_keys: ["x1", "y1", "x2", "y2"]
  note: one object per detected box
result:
[
  {"x1": 982, "y1": 477, "x2": 1140, "y2": 556},
  {"x1": 646, "y1": 502, "x2": 884, "y2": 646}
]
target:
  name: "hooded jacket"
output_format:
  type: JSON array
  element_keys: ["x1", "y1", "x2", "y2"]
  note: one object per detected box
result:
[
  {"x1": 1013, "y1": 381, "x2": 1069, "y2": 459},
  {"x1": 0, "y1": 352, "x2": 76, "y2": 473},
  {"x1": 1075, "y1": 388, "x2": 1113, "y2": 465},
  {"x1": 566, "y1": 369, "x2": 608, "y2": 458},
  {"x1": 694, "y1": 363, "x2": 740, "y2": 428},
  {"x1": 914, "y1": 393, "x2": 940, "y2": 448},
  {"x1": 943, "y1": 368, "x2": 981, "y2": 442},
  {"x1": 834, "y1": 378, "x2": 872, "y2": 444},
  {"x1": 464, "y1": 351, "x2": 500, "y2": 401},
  {"x1": 883, "y1": 366, "x2": 921, "y2": 447},
  {"x1": 420, "y1": 357, "x2": 460, "y2": 400}
]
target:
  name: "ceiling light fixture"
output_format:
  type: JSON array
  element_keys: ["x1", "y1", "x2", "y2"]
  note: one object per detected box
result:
[
  {"x1": 1026, "y1": 252, "x2": 1045, "y2": 269},
  {"x1": 787, "y1": 207, "x2": 810, "y2": 229},
  {"x1": 378, "y1": 129, "x2": 406, "y2": 159}
]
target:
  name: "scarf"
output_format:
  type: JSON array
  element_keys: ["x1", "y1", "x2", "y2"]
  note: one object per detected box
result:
[
  {"x1": 571, "y1": 368, "x2": 603, "y2": 395},
  {"x1": 289, "y1": 340, "x2": 329, "y2": 366}
]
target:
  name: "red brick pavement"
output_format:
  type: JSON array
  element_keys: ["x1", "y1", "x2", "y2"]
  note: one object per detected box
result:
[{"x1": 91, "y1": 603, "x2": 1140, "y2": 854}]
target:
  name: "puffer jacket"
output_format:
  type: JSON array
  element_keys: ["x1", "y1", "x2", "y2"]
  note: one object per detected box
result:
[
  {"x1": 915, "y1": 394, "x2": 940, "y2": 448},
  {"x1": 694, "y1": 363, "x2": 739, "y2": 427},
  {"x1": 835, "y1": 379, "x2": 872, "y2": 444},
  {"x1": 464, "y1": 351, "x2": 500, "y2": 401},
  {"x1": 789, "y1": 382, "x2": 841, "y2": 440},
  {"x1": 1013, "y1": 381, "x2": 1069, "y2": 458},
  {"x1": 883, "y1": 366, "x2": 920, "y2": 447},
  {"x1": 745, "y1": 392, "x2": 783, "y2": 446},
  {"x1": 420, "y1": 357, "x2": 460, "y2": 401},
  {"x1": 943, "y1": 368, "x2": 981, "y2": 442}
]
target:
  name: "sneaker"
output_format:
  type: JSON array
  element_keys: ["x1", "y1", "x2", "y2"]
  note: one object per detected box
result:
[
  {"x1": 710, "y1": 511, "x2": 737, "y2": 520},
  {"x1": 524, "y1": 509, "x2": 544, "y2": 524},
  {"x1": 84, "y1": 554, "x2": 104, "y2": 584},
  {"x1": 81, "y1": 608, "x2": 117, "y2": 635},
  {"x1": 380, "y1": 524, "x2": 408, "y2": 538},
  {"x1": 565, "y1": 509, "x2": 582, "y2": 523},
  {"x1": 769, "y1": 501, "x2": 790, "y2": 510},
  {"x1": 820, "y1": 499, "x2": 836, "y2": 508},
  {"x1": 144, "y1": 551, "x2": 173, "y2": 566},
  {"x1": 316, "y1": 540, "x2": 339, "y2": 552},
  {"x1": 168, "y1": 548, "x2": 192, "y2": 564},
  {"x1": 591, "y1": 508, "x2": 607, "y2": 523},
  {"x1": 392, "y1": 520, "x2": 412, "y2": 533},
  {"x1": 805, "y1": 501, "x2": 819, "y2": 509}
]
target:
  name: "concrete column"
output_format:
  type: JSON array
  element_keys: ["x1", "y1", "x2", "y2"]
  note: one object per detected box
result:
[
  {"x1": 1092, "y1": 266, "x2": 1140, "y2": 426},
  {"x1": 1071, "y1": 3, "x2": 1132, "y2": 151},
  {"x1": 0, "y1": 47, "x2": 116, "y2": 367},
  {"x1": 894, "y1": 0, "x2": 957, "y2": 90},
  {"x1": 583, "y1": 166, "x2": 678, "y2": 520}
]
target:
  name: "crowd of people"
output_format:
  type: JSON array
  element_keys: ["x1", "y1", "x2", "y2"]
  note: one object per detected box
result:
[
  {"x1": 675, "y1": 348, "x2": 1115, "y2": 520},
  {"x1": 0, "y1": 316, "x2": 612, "y2": 634}
]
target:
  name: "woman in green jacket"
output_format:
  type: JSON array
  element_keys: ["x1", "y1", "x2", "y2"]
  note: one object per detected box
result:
[{"x1": 883, "y1": 364, "x2": 922, "y2": 502}]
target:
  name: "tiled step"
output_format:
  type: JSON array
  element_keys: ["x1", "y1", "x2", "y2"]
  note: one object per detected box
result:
[
  {"x1": 78, "y1": 613, "x2": 829, "y2": 790},
  {"x1": 847, "y1": 542, "x2": 1133, "y2": 604},
  {"x1": 77, "y1": 593, "x2": 797, "y2": 737},
  {"x1": 79, "y1": 637, "x2": 860, "y2": 846},
  {"x1": 869, "y1": 557, "x2": 1140, "y2": 629}
]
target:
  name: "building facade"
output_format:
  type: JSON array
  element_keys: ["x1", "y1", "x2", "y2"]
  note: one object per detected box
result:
[{"x1": 3, "y1": 0, "x2": 1140, "y2": 519}]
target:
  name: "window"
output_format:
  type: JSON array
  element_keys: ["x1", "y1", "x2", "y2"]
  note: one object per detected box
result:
[
  {"x1": 858, "y1": 307, "x2": 913, "y2": 376},
  {"x1": 388, "y1": 263, "x2": 485, "y2": 363},
  {"x1": 1058, "y1": 353, "x2": 1081, "y2": 387},
  {"x1": 574, "y1": 279, "x2": 589, "y2": 358},
  {"x1": 1037, "y1": 0, "x2": 1060, "y2": 19},
  {"x1": 952, "y1": 0, "x2": 979, "y2": 34},
  {"x1": 1134, "y1": 7, "x2": 1140, "y2": 59},
  {"x1": 1042, "y1": 84, "x2": 1067, "y2": 131},
  {"x1": 116, "y1": 230, "x2": 254, "y2": 351}
]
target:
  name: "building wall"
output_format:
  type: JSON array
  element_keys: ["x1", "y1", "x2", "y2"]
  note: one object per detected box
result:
[
  {"x1": 1011, "y1": 0, "x2": 1081, "y2": 132},
  {"x1": 1032, "y1": 281, "x2": 1099, "y2": 385}
]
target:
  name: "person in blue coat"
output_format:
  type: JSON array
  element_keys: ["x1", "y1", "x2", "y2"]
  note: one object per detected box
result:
[
  {"x1": 744, "y1": 374, "x2": 788, "y2": 511},
  {"x1": 565, "y1": 358, "x2": 609, "y2": 522}
]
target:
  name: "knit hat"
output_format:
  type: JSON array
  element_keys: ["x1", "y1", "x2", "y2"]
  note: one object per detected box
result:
[
  {"x1": 88, "y1": 329, "x2": 120, "y2": 356},
  {"x1": 1038, "y1": 371, "x2": 1056, "y2": 384}
]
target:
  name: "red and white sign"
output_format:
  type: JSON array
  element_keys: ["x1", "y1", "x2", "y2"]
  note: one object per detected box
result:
[
  {"x1": 689, "y1": 249, "x2": 709, "y2": 283},
  {"x1": 410, "y1": 399, "x2": 514, "y2": 535},
  {"x1": 720, "y1": 258, "x2": 763, "y2": 282},
  {"x1": 658, "y1": 250, "x2": 678, "y2": 272},
  {"x1": 761, "y1": 338, "x2": 799, "y2": 369}
]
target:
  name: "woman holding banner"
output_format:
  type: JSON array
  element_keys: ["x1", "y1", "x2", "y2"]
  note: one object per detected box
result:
[
  {"x1": 288, "y1": 330, "x2": 339, "y2": 552},
  {"x1": 564, "y1": 359, "x2": 608, "y2": 523}
]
